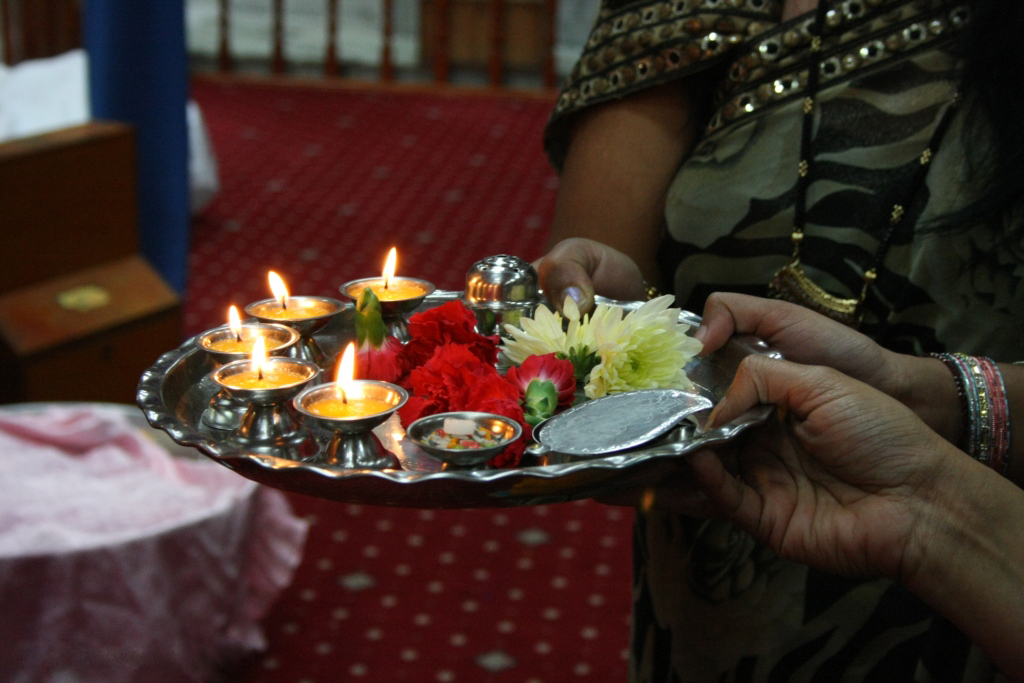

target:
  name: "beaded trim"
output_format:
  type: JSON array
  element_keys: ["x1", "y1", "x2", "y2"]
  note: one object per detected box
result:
[
  {"x1": 549, "y1": 0, "x2": 969, "y2": 144},
  {"x1": 707, "y1": 1, "x2": 968, "y2": 133},
  {"x1": 931, "y1": 353, "x2": 1011, "y2": 475}
]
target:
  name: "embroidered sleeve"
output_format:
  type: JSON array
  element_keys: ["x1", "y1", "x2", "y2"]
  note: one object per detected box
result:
[{"x1": 544, "y1": 0, "x2": 780, "y2": 170}]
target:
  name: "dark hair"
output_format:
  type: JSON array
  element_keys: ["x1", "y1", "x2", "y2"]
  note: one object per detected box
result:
[{"x1": 934, "y1": 0, "x2": 1024, "y2": 259}]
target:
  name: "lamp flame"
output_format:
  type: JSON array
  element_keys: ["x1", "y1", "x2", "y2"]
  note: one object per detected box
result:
[
  {"x1": 335, "y1": 342, "x2": 357, "y2": 403},
  {"x1": 268, "y1": 271, "x2": 289, "y2": 309},
  {"x1": 228, "y1": 305, "x2": 243, "y2": 341},
  {"x1": 382, "y1": 248, "x2": 397, "y2": 290},
  {"x1": 252, "y1": 335, "x2": 267, "y2": 379}
]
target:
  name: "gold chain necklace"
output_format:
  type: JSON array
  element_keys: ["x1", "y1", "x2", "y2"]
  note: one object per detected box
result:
[{"x1": 767, "y1": 1, "x2": 960, "y2": 328}]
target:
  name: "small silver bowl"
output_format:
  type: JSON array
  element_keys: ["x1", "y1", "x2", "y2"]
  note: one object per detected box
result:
[
  {"x1": 462, "y1": 254, "x2": 541, "y2": 337},
  {"x1": 406, "y1": 411, "x2": 522, "y2": 469}
]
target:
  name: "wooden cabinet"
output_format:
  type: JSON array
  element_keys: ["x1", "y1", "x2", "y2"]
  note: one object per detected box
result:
[{"x1": 0, "y1": 122, "x2": 181, "y2": 404}]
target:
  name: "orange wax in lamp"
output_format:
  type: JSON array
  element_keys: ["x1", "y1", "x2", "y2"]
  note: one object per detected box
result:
[
  {"x1": 305, "y1": 343, "x2": 395, "y2": 418},
  {"x1": 306, "y1": 396, "x2": 394, "y2": 418},
  {"x1": 208, "y1": 339, "x2": 265, "y2": 353},
  {"x1": 256, "y1": 271, "x2": 337, "y2": 320},
  {"x1": 361, "y1": 248, "x2": 428, "y2": 301},
  {"x1": 206, "y1": 305, "x2": 285, "y2": 353},
  {"x1": 220, "y1": 337, "x2": 309, "y2": 389}
]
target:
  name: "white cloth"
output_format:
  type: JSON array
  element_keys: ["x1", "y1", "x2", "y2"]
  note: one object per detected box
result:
[
  {"x1": 0, "y1": 49, "x2": 220, "y2": 213},
  {"x1": 0, "y1": 404, "x2": 308, "y2": 683}
]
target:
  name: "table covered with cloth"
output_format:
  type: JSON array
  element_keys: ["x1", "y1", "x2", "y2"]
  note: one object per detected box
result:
[{"x1": 0, "y1": 403, "x2": 308, "y2": 683}]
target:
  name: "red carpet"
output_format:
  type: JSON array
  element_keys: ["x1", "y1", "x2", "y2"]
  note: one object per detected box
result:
[
  {"x1": 186, "y1": 79, "x2": 564, "y2": 338},
  {"x1": 187, "y1": 78, "x2": 634, "y2": 683}
]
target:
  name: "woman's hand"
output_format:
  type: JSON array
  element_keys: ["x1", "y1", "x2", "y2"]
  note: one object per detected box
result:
[
  {"x1": 690, "y1": 353, "x2": 1024, "y2": 676},
  {"x1": 603, "y1": 292, "x2": 911, "y2": 515},
  {"x1": 695, "y1": 292, "x2": 964, "y2": 448},
  {"x1": 695, "y1": 292, "x2": 904, "y2": 397},
  {"x1": 689, "y1": 354, "x2": 950, "y2": 580},
  {"x1": 609, "y1": 291, "x2": 915, "y2": 517},
  {"x1": 534, "y1": 237, "x2": 646, "y2": 314}
]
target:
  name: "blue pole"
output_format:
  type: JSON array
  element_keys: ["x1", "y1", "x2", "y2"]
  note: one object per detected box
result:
[{"x1": 83, "y1": 1, "x2": 190, "y2": 294}]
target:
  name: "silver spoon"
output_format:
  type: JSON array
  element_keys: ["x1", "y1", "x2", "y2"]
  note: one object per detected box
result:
[{"x1": 530, "y1": 388, "x2": 713, "y2": 457}]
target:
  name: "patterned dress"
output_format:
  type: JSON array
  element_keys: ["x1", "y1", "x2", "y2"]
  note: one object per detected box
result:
[{"x1": 545, "y1": 0, "x2": 1024, "y2": 680}]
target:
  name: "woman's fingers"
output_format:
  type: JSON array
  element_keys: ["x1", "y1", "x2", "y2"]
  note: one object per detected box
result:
[
  {"x1": 535, "y1": 250, "x2": 596, "y2": 314},
  {"x1": 536, "y1": 238, "x2": 645, "y2": 313},
  {"x1": 688, "y1": 447, "x2": 754, "y2": 521},
  {"x1": 696, "y1": 294, "x2": 895, "y2": 398},
  {"x1": 706, "y1": 354, "x2": 848, "y2": 434},
  {"x1": 696, "y1": 292, "x2": 846, "y2": 357}
]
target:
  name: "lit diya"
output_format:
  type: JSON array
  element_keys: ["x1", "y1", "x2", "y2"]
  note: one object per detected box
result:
[
  {"x1": 198, "y1": 305, "x2": 299, "y2": 360},
  {"x1": 339, "y1": 247, "x2": 435, "y2": 342},
  {"x1": 294, "y1": 342, "x2": 408, "y2": 469},
  {"x1": 211, "y1": 336, "x2": 320, "y2": 458},
  {"x1": 246, "y1": 271, "x2": 344, "y2": 368},
  {"x1": 196, "y1": 306, "x2": 301, "y2": 429}
]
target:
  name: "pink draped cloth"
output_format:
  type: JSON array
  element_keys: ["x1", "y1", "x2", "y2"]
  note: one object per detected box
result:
[{"x1": 0, "y1": 404, "x2": 308, "y2": 683}]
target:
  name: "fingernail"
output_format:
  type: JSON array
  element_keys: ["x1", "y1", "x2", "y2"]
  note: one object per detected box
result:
[
  {"x1": 694, "y1": 324, "x2": 708, "y2": 343},
  {"x1": 566, "y1": 286, "x2": 586, "y2": 307},
  {"x1": 702, "y1": 405, "x2": 721, "y2": 432}
]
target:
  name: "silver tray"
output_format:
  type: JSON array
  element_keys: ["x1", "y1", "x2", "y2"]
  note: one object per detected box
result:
[{"x1": 137, "y1": 292, "x2": 779, "y2": 508}]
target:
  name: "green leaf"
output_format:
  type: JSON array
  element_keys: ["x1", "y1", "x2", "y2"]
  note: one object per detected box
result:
[
  {"x1": 355, "y1": 287, "x2": 387, "y2": 349},
  {"x1": 566, "y1": 344, "x2": 599, "y2": 382}
]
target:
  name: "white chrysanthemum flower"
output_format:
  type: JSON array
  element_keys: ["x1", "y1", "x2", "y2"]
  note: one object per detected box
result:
[
  {"x1": 501, "y1": 303, "x2": 568, "y2": 364},
  {"x1": 587, "y1": 300, "x2": 626, "y2": 348},
  {"x1": 503, "y1": 294, "x2": 702, "y2": 399},
  {"x1": 561, "y1": 295, "x2": 594, "y2": 352},
  {"x1": 584, "y1": 295, "x2": 703, "y2": 399}
]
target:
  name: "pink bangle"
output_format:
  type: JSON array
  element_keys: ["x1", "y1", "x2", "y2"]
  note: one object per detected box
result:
[
  {"x1": 977, "y1": 357, "x2": 1010, "y2": 475},
  {"x1": 930, "y1": 353, "x2": 1011, "y2": 476}
]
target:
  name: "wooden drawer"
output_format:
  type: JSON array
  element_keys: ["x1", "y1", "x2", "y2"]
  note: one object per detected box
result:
[{"x1": 0, "y1": 255, "x2": 181, "y2": 404}]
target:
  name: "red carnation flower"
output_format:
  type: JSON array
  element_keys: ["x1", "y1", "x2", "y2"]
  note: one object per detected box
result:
[
  {"x1": 355, "y1": 336, "x2": 407, "y2": 384},
  {"x1": 401, "y1": 300, "x2": 499, "y2": 369},
  {"x1": 505, "y1": 353, "x2": 577, "y2": 408}
]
